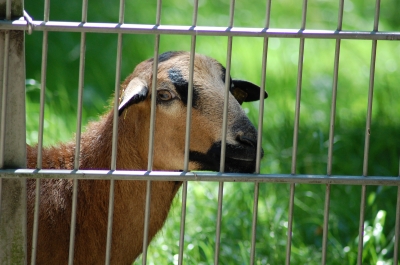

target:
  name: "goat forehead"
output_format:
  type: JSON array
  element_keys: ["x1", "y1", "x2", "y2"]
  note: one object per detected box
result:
[{"x1": 166, "y1": 67, "x2": 199, "y2": 108}]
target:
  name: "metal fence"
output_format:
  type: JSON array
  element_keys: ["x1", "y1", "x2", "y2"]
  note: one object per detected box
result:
[{"x1": 0, "y1": 0, "x2": 400, "y2": 264}]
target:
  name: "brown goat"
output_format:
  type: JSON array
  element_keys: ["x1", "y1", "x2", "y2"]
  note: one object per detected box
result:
[{"x1": 26, "y1": 51, "x2": 267, "y2": 264}]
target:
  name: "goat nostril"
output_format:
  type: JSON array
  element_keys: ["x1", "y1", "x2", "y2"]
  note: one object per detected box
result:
[{"x1": 237, "y1": 134, "x2": 257, "y2": 147}]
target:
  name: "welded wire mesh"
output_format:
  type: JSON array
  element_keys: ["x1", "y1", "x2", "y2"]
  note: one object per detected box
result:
[{"x1": 0, "y1": 0, "x2": 400, "y2": 264}]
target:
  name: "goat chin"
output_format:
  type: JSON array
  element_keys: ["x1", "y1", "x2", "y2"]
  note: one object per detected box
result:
[{"x1": 26, "y1": 51, "x2": 266, "y2": 265}]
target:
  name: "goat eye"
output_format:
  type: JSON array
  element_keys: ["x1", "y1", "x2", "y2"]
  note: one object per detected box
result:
[{"x1": 157, "y1": 90, "x2": 173, "y2": 101}]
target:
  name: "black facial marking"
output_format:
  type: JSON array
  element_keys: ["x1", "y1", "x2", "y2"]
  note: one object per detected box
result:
[
  {"x1": 221, "y1": 65, "x2": 226, "y2": 83},
  {"x1": 189, "y1": 141, "x2": 261, "y2": 173},
  {"x1": 159, "y1": 51, "x2": 180, "y2": 63},
  {"x1": 168, "y1": 68, "x2": 199, "y2": 108},
  {"x1": 147, "y1": 51, "x2": 182, "y2": 63},
  {"x1": 220, "y1": 65, "x2": 233, "y2": 88}
]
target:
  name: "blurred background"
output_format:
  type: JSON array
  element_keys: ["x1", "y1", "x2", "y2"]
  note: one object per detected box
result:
[{"x1": 25, "y1": 0, "x2": 400, "y2": 264}]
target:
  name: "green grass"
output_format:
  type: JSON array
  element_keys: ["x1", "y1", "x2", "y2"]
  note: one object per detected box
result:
[{"x1": 24, "y1": 0, "x2": 400, "y2": 264}]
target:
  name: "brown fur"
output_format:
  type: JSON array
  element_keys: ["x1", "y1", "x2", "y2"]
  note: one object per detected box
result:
[{"x1": 26, "y1": 52, "x2": 263, "y2": 264}]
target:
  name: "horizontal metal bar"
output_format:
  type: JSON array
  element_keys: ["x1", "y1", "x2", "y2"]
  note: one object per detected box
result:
[
  {"x1": 1, "y1": 169, "x2": 400, "y2": 185},
  {"x1": 2, "y1": 20, "x2": 400, "y2": 40}
]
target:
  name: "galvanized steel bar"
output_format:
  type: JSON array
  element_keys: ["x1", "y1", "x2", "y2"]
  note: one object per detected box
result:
[
  {"x1": 250, "y1": 1, "x2": 271, "y2": 263},
  {"x1": 362, "y1": 3, "x2": 380, "y2": 178},
  {"x1": 2, "y1": 169, "x2": 400, "y2": 185},
  {"x1": 285, "y1": 183, "x2": 295, "y2": 265},
  {"x1": 36, "y1": 0, "x2": 50, "y2": 168},
  {"x1": 36, "y1": 19, "x2": 49, "y2": 168},
  {"x1": 0, "y1": 37, "x2": 8, "y2": 165},
  {"x1": 142, "y1": 1, "x2": 162, "y2": 264},
  {"x1": 214, "y1": 181, "x2": 224, "y2": 265},
  {"x1": 254, "y1": 0, "x2": 270, "y2": 174},
  {"x1": 0, "y1": 0, "x2": 12, "y2": 176},
  {"x1": 105, "y1": 178, "x2": 115, "y2": 265},
  {"x1": 30, "y1": 179, "x2": 40, "y2": 265},
  {"x1": 67, "y1": 178, "x2": 78, "y2": 265},
  {"x1": 105, "y1": 2, "x2": 126, "y2": 264},
  {"x1": 110, "y1": 1, "x2": 125, "y2": 172},
  {"x1": 321, "y1": 184, "x2": 331, "y2": 265},
  {"x1": 327, "y1": 0, "x2": 344, "y2": 177},
  {"x1": 215, "y1": 1, "x2": 235, "y2": 264},
  {"x1": 291, "y1": 0, "x2": 307, "y2": 175},
  {"x1": 0, "y1": 0, "x2": 27, "y2": 263},
  {"x1": 31, "y1": 2, "x2": 50, "y2": 263},
  {"x1": 141, "y1": 179, "x2": 153, "y2": 265},
  {"x1": 178, "y1": 0, "x2": 200, "y2": 263},
  {"x1": 219, "y1": 1, "x2": 235, "y2": 173},
  {"x1": 356, "y1": 185, "x2": 367, "y2": 265},
  {"x1": 357, "y1": 2, "x2": 380, "y2": 264},
  {"x1": 249, "y1": 181, "x2": 260, "y2": 265},
  {"x1": 287, "y1": 1, "x2": 308, "y2": 264},
  {"x1": 73, "y1": 0, "x2": 88, "y2": 171},
  {"x1": 146, "y1": 8, "x2": 161, "y2": 172},
  {"x1": 68, "y1": 1, "x2": 88, "y2": 264},
  {"x1": 394, "y1": 158, "x2": 400, "y2": 264},
  {"x1": 322, "y1": 1, "x2": 345, "y2": 263},
  {"x1": 0, "y1": 14, "x2": 10, "y2": 170},
  {"x1": 179, "y1": 38, "x2": 196, "y2": 264},
  {"x1": 141, "y1": 40, "x2": 160, "y2": 265},
  {"x1": 183, "y1": 4, "x2": 198, "y2": 173},
  {"x1": 2, "y1": 20, "x2": 400, "y2": 40},
  {"x1": 178, "y1": 180, "x2": 188, "y2": 265}
]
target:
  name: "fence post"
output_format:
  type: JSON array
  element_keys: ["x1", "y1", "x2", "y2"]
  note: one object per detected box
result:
[{"x1": 0, "y1": 0, "x2": 27, "y2": 264}]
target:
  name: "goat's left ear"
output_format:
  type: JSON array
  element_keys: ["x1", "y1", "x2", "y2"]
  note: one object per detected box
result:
[
  {"x1": 118, "y1": 77, "x2": 149, "y2": 116},
  {"x1": 231, "y1": 80, "x2": 268, "y2": 105}
]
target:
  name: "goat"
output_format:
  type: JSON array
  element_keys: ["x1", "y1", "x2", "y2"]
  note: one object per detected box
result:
[{"x1": 26, "y1": 51, "x2": 268, "y2": 264}]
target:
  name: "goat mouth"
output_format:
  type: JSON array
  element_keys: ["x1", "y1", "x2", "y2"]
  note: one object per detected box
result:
[{"x1": 189, "y1": 141, "x2": 263, "y2": 173}]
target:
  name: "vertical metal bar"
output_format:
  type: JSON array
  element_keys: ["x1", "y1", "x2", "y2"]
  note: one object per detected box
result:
[
  {"x1": 286, "y1": 1, "x2": 308, "y2": 264},
  {"x1": 30, "y1": 180, "x2": 40, "y2": 265},
  {"x1": 327, "y1": 1, "x2": 344, "y2": 177},
  {"x1": 0, "y1": 0, "x2": 11, "y2": 168},
  {"x1": 250, "y1": 182, "x2": 260, "y2": 265},
  {"x1": 254, "y1": 1, "x2": 271, "y2": 174},
  {"x1": 357, "y1": 2, "x2": 380, "y2": 264},
  {"x1": 31, "y1": 3, "x2": 50, "y2": 264},
  {"x1": 68, "y1": 1, "x2": 88, "y2": 264},
  {"x1": 321, "y1": 185, "x2": 331, "y2": 265},
  {"x1": 178, "y1": 181, "x2": 188, "y2": 265},
  {"x1": 362, "y1": 3, "x2": 380, "y2": 178},
  {"x1": 218, "y1": 0, "x2": 235, "y2": 173},
  {"x1": 142, "y1": 2, "x2": 162, "y2": 264},
  {"x1": 290, "y1": 0, "x2": 307, "y2": 175},
  {"x1": 285, "y1": 183, "x2": 295, "y2": 265},
  {"x1": 214, "y1": 181, "x2": 224, "y2": 265},
  {"x1": 73, "y1": 0, "x2": 89, "y2": 171},
  {"x1": 146, "y1": 2, "x2": 162, "y2": 172},
  {"x1": 215, "y1": 2, "x2": 235, "y2": 264},
  {"x1": 105, "y1": 179, "x2": 115, "y2": 265},
  {"x1": 110, "y1": 1, "x2": 125, "y2": 172},
  {"x1": 183, "y1": 1, "x2": 199, "y2": 173},
  {"x1": 356, "y1": 185, "x2": 367, "y2": 265},
  {"x1": 67, "y1": 179, "x2": 78, "y2": 265},
  {"x1": 0, "y1": 35, "x2": 8, "y2": 163},
  {"x1": 178, "y1": 1, "x2": 200, "y2": 264},
  {"x1": 36, "y1": 0, "x2": 50, "y2": 169},
  {"x1": 0, "y1": 0, "x2": 27, "y2": 263},
  {"x1": 322, "y1": 2, "x2": 344, "y2": 264},
  {"x1": 250, "y1": 2, "x2": 271, "y2": 263},
  {"x1": 105, "y1": 2, "x2": 125, "y2": 264},
  {"x1": 393, "y1": 158, "x2": 400, "y2": 264}
]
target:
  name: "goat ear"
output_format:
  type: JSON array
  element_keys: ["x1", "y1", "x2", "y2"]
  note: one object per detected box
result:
[
  {"x1": 231, "y1": 80, "x2": 268, "y2": 105},
  {"x1": 118, "y1": 78, "x2": 149, "y2": 116}
]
